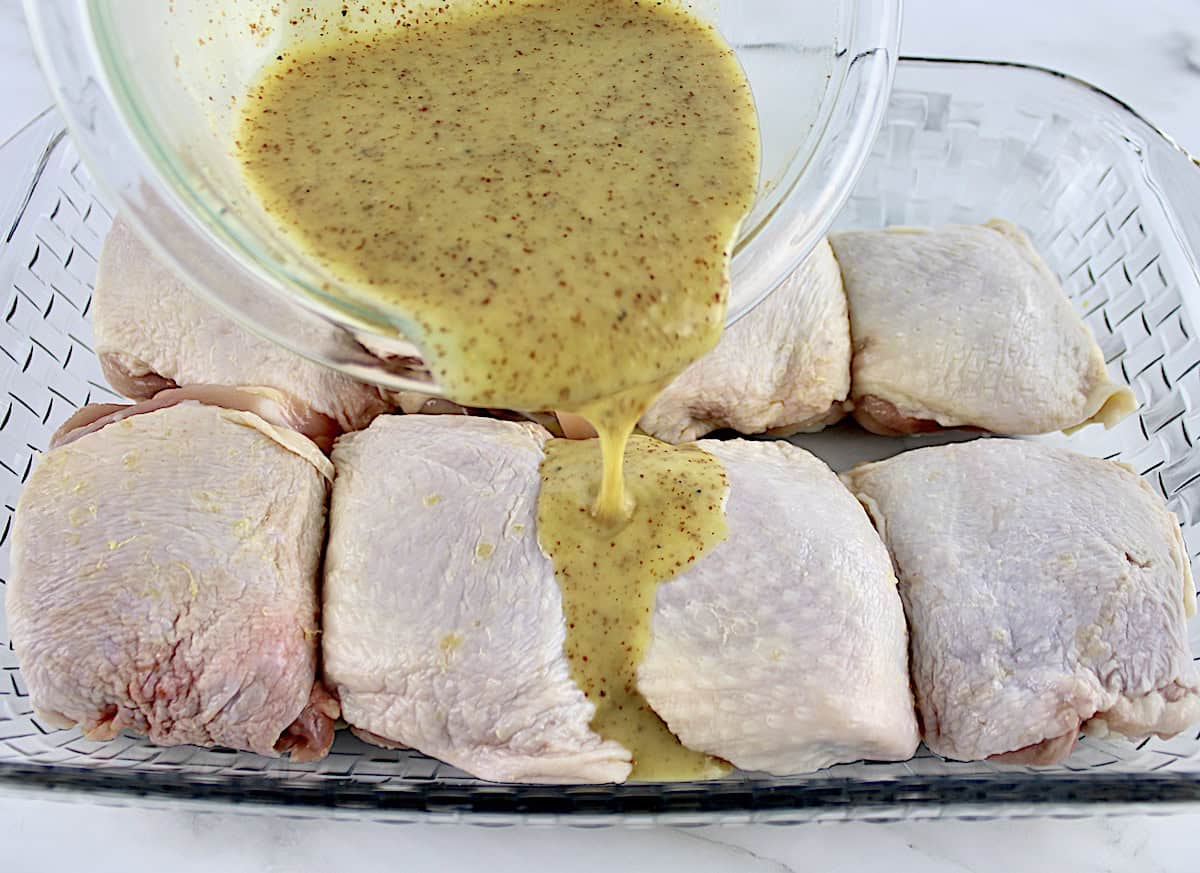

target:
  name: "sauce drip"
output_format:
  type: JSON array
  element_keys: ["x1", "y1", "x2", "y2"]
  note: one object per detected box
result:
[
  {"x1": 236, "y1": 0, "x2": 759, "y2": 516},
  {"x1": 576, "y1": 379, "x2": 668, "y2": 522},
  {"x1": 538, "y1": 436, "x2": 730, "y2": 779}
]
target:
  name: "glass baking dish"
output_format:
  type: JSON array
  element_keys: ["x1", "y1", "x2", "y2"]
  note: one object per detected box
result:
[{"x1": 4, "y1": 58, "x2": 1200, "y2": 824}]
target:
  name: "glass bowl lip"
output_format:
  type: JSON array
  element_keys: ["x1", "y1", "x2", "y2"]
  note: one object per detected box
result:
[
  {"x1": 10, "y1": 50, "x2": 1200, "y2": 818},
  {"x1": 23, "y1": 0, "x2": 902, "y2": 397}
]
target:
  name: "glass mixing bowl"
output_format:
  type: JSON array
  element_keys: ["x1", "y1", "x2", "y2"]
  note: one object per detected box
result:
[{"x1": 24, "y1": 0, "x2": 900, "y2": 398}]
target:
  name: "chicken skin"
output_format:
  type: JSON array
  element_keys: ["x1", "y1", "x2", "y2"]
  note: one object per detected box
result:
[
  {"x1": 844, "y1": 439, "x2": 1200, "y2": 764},
  {"x1": 93, "y1": 217, "x2": 389, "y2": 433},
  {"x1": 830, "y1": 220, "x2": 1136, "y2": 435},
  {"x1": 324, "y1": 415, "x2": 630, "y2": 783},
  {"x1": 640, "y1": 239, "x2": 850, "y2": 442},
  {"x1": 9, "y1": 397, "x2": 336, "y2": 760},
  {"x1": 638, "y1": 438, "x2": 918, "y2": 774}
]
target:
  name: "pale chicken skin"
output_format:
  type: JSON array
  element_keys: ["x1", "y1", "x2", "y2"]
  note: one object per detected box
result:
[
  {"x1": 93, "y1": 217, "x2": 389, "y2": 433},
  {"x1": 9, "y1": 400, "x2": 337, "y2": 760},
  {"x1": 638, "y1": 439, "x2": 918, "y2": 774},
  {"x1": 829, "y1": 220, "x2": 1136, "y2": 436},
  {"x1": 324, "y1": 416, "x2": 916, "y2": 782},
  {"x1": 52, "y1": 384, "x2": 349, "y2": 453},
  {"x1": 640, "y1": 239, "x2": 851, "y2": 442},
  {"x1": 844, "y1": 439, "x2": 1200, "y2": 764},
  {"x1": 324, "y1": 415, "x2": 632, "y2": 784}
]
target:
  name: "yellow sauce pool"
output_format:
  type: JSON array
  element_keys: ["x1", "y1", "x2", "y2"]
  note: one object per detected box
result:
[{"x1": 538, "y1": 435, "x2": 730, "y2": 779}]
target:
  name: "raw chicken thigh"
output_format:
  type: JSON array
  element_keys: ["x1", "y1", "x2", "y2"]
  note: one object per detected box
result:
[
  {"x1": 53, "y1": 384, "x2": 349, "y2": 452},
  {"x1": 8, "y1": 397, "x2": 337, "y2": 760},
  {"x1": 640, "y1": 239, "x2": 850, "y2": 442},
  {"x1": 829, "y1": 220, "x2": 1136, "y2": 435},
  {"x1": 323, "y1": 416, "x2": 917, "y2": 782},
  {"x1": 323, "y1": 415, "x2": 631, "y2": 784},
  {"x1": 93, "y1": 217, "x2": 389, "y2": 432},
  {"x1": 638, "y1": 439, "x2": 918, "y2": 773},
  {"x1": 843, "y1": 439, "x2": 1200, "y2": 764}
]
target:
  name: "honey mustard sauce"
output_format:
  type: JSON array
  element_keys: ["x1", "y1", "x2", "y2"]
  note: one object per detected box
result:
[
  {"x1": 538, "y1": 435, "x2": 730, "y2": 779},
  {"x1": 238, "y1": 0, "x2": 758, "y2": 779}
]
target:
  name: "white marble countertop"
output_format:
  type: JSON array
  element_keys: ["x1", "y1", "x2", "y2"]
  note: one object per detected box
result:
[{"x1": 5, "y1": 0, "x2": 1200, "y2": 869}]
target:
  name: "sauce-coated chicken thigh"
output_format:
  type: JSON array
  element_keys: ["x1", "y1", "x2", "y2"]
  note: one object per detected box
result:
[{"x1": 323, "y1": 416, "x2": 917, "y2": 782}]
